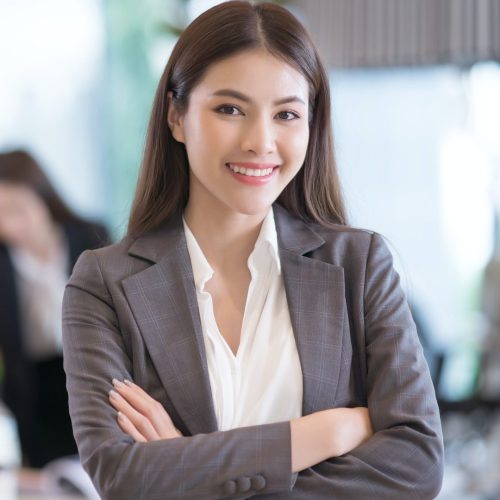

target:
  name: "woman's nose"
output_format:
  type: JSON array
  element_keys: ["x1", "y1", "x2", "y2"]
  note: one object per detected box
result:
[{"x1": 240, "y1": 116, "x2": 276, "y2": 156}]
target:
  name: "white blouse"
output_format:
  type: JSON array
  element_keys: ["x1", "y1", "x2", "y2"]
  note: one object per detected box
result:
[
  {"x1": 183, "y1": 208, "x2": 303, "y2": 431},
  {"x1": 9, "y1": 230, "x2": 69, "y2": 360}
]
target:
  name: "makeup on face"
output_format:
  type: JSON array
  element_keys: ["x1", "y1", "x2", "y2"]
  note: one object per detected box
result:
[{"x1": 177, "y1": 48, "x2": 310, "y2": 221}]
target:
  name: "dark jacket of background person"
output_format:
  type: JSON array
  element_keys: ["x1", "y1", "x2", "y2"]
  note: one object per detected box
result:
[
  {"x1": 0, "y1": 150, "x2": 109, "y2": 467},
  {"x1": 0, "y1": 223, "x2": 108, "y2": 467}
]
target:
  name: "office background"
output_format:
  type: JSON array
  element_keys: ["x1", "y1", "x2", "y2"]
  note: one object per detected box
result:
[{"x1": 1, "y1": 0, "x2": 500, "y2": 498}]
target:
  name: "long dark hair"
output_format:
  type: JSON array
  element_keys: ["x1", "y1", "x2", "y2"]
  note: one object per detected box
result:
[
  {"x1": 128, "y1": 0, "x2": 347, "y2": 236},
  {"x1": 0, "y1": 149, "x2": 81, "y2": 225}
]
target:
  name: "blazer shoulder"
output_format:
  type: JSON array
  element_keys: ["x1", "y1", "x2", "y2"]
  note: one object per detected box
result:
[
  {"x1": 70, "y1": 215, "x2": 184, "y2": 287},
  {"x1": 315, "y1": 223, "x2": 375, "y2": 240},
  {"x1": 91, "y1": 234, "x2": 135, "y2": 258},
  {"x1": 313, "y1": 222, "x2": 374, "y2": 250},
  {"x1": 308, "y1": 223, "x2": 392, "y2": 271},
  {"x1": 70, "y1": 235, "x2": 139, "y2": 283},
  {"x1": 83, "y1": 233, "x2": 137, "y2": 264}
]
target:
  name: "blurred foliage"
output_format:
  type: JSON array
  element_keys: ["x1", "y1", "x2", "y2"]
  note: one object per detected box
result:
[
  {"x1": 102, "y1": 0, "x2": 172, "y2": 237},
  {"x1": 158, "y1": 0, "x2": 290, "y2": 36},
  {"x1": 157, "y1": 0, "x2": 191, "y2": 36}
]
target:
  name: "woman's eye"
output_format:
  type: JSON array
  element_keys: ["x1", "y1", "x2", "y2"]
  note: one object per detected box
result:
[
  {"x1": 216, "y1": 105, "x2": 242, "y2": 115},
  {"x1": 276, "y1": 111, "x2": 299, "y2": 121}
]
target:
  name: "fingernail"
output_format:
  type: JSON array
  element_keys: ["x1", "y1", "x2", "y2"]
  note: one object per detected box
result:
[
  {"x1": 117, "y1": 411, "x2": 125, "y2": 421},
  {"x1": 112, "y1": 379, "x2": 125, "y2": 389},
  {"x1": 109, "y1": 389, "x2": 120, "y2": 400},
  {"x1": 124, "y1": 379, "x2": 133, "y2": 387}
]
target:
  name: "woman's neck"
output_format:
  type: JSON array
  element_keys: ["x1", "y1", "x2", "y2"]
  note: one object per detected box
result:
[{"x1": 184, "y1": 204, "x2": 269, "y2": 273}]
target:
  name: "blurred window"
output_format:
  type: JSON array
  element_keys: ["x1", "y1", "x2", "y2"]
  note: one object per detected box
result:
[
  {"x1": 0, "y1": 0, "x2": 107, "y2": 220},
  {"x1": 331, "y1": 62, "x2": 500, "y2": 400}
]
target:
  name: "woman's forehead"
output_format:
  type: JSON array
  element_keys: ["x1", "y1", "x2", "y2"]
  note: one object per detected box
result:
[{"x1": 192, "y1": 48, "x2": 309, "y2": 104}]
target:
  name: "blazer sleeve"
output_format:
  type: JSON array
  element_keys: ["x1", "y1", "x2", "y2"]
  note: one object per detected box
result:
[
  {"x1": 62, "y1": 250, "x2": 294, "y2": 500},
  {"x1": 280, "y1": 233, "x2": 444, "y2": 499}
]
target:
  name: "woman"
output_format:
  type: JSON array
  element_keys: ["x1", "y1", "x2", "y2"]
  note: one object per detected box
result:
[
  {"x1": 62, "y1": 2, "x2": 444, "y2": 498},
  {"x1": 0, "y1": 150, "x2": 108, "y2": 467}
]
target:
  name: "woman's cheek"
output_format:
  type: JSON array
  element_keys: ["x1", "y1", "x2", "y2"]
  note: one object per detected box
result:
[
  {"x1": 282, "y1": 128, "x2": 309, "y2": 164},
  {"x1": 0, "y1": 216, "x2": 26, "y2": 243}
]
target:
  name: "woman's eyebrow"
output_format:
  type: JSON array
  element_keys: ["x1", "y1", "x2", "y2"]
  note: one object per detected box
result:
[{"x1": 211, "y1": 89, "x2": 306, "y2": 106}]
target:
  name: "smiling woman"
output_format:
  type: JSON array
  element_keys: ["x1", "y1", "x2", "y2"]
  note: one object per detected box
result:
[
  {"x1": 169, "y1": 48, "x2": 310, "y2": 221},
  {"x1": 62, "y1": 2, "x2": 444, "y2": 499}
]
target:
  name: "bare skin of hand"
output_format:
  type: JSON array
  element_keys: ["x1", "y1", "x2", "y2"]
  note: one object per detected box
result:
[
  {"x1": 329, "y1": 407, "x2": 373, "y2": 456},
  {"x1": 108, "y1": 380, "x2": 373, "y2": 472},
  {"x1": 108, "y1": 379, "x2": 182, "y2": 442},
  {"x1": 290, "y1": 407, "x2": 373, "y2": 472}
]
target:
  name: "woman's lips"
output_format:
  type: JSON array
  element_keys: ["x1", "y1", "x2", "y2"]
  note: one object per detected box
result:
[{"x1": 226, "y1": 163, "x2": 278, "y2": 185}]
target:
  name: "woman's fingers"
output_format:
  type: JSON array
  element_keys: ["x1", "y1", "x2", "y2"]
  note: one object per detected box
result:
[
  {"x1": 110, "y1": 379, "x2": 181, "y2": 440},
  {"x1": 117, "y1": 411, "x2": 147, "y2": 443},
  {"x1": 108, "y1": 389, "x2": 160, "y2": 441}
]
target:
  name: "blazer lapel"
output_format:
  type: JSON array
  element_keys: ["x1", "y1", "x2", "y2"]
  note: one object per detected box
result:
[
  {"x1": 121, "y1": 206, "x2": 347, "y2": 431},
  {"x1": 122, "y1": 216, "x2": 217, "y2": 435},
  {"x1": 274, "y1": 204, "x2": 347, "y2": 415}
]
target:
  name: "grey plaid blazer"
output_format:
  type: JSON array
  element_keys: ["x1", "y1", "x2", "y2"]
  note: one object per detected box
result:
[{"x1": 62, "y1": 203, "x2": 443, "y2": 500}]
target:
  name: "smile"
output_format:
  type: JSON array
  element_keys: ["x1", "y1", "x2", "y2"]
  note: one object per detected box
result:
[{"x1": 226, "y1": 163, "x2": 276, "y2": 177}]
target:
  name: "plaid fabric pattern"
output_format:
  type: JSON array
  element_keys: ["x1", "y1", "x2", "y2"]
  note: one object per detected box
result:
[{"x1": 62, "y1": 204, "x2": 443, "y2": 499}]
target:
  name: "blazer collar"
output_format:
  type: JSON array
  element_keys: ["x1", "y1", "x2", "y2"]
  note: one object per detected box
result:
[
  {"x1": 123, "y1": 212, "x2": 217, "y2": 435},
  {"x1": 126, "y1": 204, "x2": 326, "y2": 263},
  {"x1": 273, "y1": 203, "x2": 325, "y2": 255},
  {"x1": 273, "y1": 205, "x2": 347, "y2": 415},
  {"x1": 127, "y1": 211, "x2": 185, "y2": 264}
]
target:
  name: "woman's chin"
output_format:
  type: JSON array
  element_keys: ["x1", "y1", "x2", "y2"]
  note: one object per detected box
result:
[{"x1": 227, "y1": 199, "x2": 276, "y2": 218}]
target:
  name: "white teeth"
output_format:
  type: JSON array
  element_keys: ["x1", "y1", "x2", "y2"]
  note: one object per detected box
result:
[{"x1": 228, "y1": 164, "x2": 274, "y2": 177}]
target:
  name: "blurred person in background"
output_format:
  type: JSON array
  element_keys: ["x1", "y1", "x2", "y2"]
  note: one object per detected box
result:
[{"x1": 0, "y1": 149, "x2": 109, "y2": 468}]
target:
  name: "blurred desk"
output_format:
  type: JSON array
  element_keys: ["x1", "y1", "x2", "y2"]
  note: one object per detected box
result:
[
  {"x1": 18, "y1": 468, "x2": 87, "y2": 499},
  {"x1": 439, "y1": 397, "x2": 500, "y2": 414},
  {"x1": 0, "y1": 469, "x2": 86, "y2": 500},
  {"x1": 19, "y1": 495, "x2": 85, "y2": 500}
]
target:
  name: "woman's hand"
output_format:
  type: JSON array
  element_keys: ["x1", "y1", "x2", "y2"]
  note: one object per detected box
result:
[
  {"x1": 290, "y1": 406, "x2": 373, "y2": 472},
  {"x1": 108, "y1": 379, "x2": 183, "y2": 442},
  {"x1": 329, "y1": 407, "x2": 373, "y2": 457}
]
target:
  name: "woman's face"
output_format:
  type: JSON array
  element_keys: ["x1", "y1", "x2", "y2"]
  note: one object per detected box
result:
[
  {"x1": 169, "y1": 48, "x2": 310, "y2": 220},
  {"x1": 0, "y1": 182, "x2": 51, "y2": 246}
]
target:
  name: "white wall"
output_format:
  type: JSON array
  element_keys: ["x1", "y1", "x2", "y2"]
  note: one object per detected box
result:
[{"x1": 0, "y1": 0, "x2": 107, "y2": 220}]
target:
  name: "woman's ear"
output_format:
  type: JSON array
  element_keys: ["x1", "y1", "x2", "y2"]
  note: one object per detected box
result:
[{"x1": 167, "y1": 91, "x2": 185, "y2": 143}]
